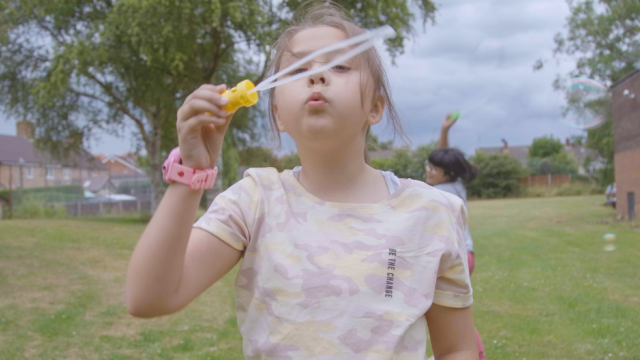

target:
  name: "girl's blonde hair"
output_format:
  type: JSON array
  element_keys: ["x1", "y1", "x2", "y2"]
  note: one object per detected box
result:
[{"x1": 266, "y1": 1, "x2": 408, "y2": 162}]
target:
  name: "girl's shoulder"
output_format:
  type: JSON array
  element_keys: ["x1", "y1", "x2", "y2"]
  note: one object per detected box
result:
[
  {"x1": 230, "y1": 167, "x2": 291, "y2": 195},
  {"x1": 400, "y1": 178, "x2": 465, "y2": 210}
]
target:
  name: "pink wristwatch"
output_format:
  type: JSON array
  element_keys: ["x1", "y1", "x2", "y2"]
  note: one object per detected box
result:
[{"x1": 162, "y1": 147, "x2": 217, "y2": 190}]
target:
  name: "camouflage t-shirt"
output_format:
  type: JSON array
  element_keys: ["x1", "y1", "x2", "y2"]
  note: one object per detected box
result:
[{"x1": 194, "y1": 168, "x2": 473, "y2": 360}]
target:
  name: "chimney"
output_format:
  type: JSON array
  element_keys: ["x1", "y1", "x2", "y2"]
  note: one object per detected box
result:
[
  {"x1": 501, "y1": 138, "x2": 508, "y2": 150},
  {"x1": 16, "y1": 121, "x2": 35, "y2": 140},
  {"x1": 565, "y1": 138, "x2": 571, "y2": 146}
]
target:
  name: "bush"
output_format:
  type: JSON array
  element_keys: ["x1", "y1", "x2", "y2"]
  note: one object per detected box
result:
[
  {"x1": 370, "y1": 143, "x2": 436, "y2": 181},
  {"x1": 10, "y1": 195, "x2": 68, "y2": 219},
  {"x1": 280, "y1": 153, "x2": 301, "y2": 170},
  {"x1": 527, "y1": 152, "x2": 578, "y2": 175},
  {"x1": 0, "y1": 184, "x2": 83, "y2": 204},
  {"x1": 467, "y1": 152, "x2": 527, "y2": 198},
  {"x1": 13, "y1": 196, "x2": 43, "y2": 219},
  {"x1": 521, "y1": 183, "x2": 604, "y2": 198}
]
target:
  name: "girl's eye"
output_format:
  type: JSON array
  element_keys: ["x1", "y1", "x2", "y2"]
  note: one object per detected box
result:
[
  {"x1": 333, "y1": 65, "x2": 350, "y2": 72},
  {"x1": 290, "y1": 68, "x2": 307, "y2": 75}
]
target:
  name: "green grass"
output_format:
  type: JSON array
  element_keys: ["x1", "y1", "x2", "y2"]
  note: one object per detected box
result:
[
  {"x1": 467, "y1": 195, "x2": 639, "y2": 360},
  {"x1": 0, "y1": 218, "x2": 241, "y2": 360},
  {"x1": 0, "y1": 195, "x2": 638, "y2": 359}
]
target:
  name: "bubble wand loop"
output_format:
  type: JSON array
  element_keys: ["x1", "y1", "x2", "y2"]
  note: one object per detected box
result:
[
  {"x1": 250, "y1": 40, "x2": 376, "y2": 93},
  {"x1": 219, "y1": 25, "x2": 397, "y2": 113}
]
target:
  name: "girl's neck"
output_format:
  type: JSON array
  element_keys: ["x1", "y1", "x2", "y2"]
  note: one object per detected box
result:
[{"x1": 294, "y1": 139, "x2": 390, "y2": 204}]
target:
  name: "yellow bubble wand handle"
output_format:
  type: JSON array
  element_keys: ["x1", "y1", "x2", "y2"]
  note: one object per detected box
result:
[{"x1": 220, "y1": 80, "x2": 259, "y2": 114}]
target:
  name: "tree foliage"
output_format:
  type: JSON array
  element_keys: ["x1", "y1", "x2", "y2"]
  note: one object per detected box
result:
[
  {"x1": 528, "y1": 135, "x2": 564, "y2": 158},
  {"x1": 280, "y1": 153, "x2": 301, "y2": 170},
  {"x1": 0, "y1": 0, "x2": 437, "y2": 202},
  {"x1": 370, "y1": 142, "x2": 436, "y2": 180},
  {"x1": 238, "y1": 146, "x2": 281, "y2": 169},
  {"x1": 467, "y1": 152, "x2": 527, "y2": 198},
  {"x1": 527, "y1": 153, "x2": 578, "y2": 175},
  {"x1": 366, "y1": 133, "x2": 393, "y2": 151},
  {"x1": 526, "y1": 135, "x2": 578, "y2": 175}
]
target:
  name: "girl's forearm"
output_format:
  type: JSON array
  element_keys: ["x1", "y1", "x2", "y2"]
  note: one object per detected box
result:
[
  {"x1": 437, "y1": 128, "x2": 450, "y2": 149},
  {"x1": 125, "y1": 183, "x2": 203, "y2": 315},
  {"x1": 436, "y1": 350, "x2": 479, "y2": 360}
]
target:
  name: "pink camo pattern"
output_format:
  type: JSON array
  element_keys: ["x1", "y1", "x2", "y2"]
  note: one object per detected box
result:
[{"x1": 194, "y1": 168, "x2": 473, "y2": 359}]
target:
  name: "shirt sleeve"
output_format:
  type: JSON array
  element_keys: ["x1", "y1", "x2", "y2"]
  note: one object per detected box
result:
[
  {"x1": 433, "y1": 198, "x2": 474, "y2": 308},
  {"x1": 193, "y1": 175, "x2": 259, "y2": 251}
]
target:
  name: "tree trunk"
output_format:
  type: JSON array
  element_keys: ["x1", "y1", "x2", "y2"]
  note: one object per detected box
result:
[{"x1": 146, "y1": 121, "x2": 163, "y2": 214}]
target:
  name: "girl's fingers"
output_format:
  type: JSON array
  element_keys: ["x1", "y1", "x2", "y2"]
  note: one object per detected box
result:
[
  {"x1": 184, "y1": 84, "x2": 228, "y2": 105},
  {"x1": 191, "y1": 91, "x2": 230, "y2": 108},
  {"x1": 180, "y1": 114, "x2": 226, "y2": 133},
  {"x1": 180, "y1": 99, "x2": 228, "y2": 120}
]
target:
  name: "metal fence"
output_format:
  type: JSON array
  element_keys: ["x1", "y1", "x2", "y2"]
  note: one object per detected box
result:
[
  {"x1": 65, "y1": 198, "x2": 152, "y2": 216},
  {"x1": 520, "y1": 174, "x2": 572, "y2": 187}
]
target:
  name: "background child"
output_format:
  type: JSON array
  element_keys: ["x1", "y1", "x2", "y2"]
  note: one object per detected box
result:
[
  {"x1": 125, "y1": 2, "x2": 479, "y2": 359},
  {"x1": 426, "y1": 113, "x2": 486, "y2": 360}
]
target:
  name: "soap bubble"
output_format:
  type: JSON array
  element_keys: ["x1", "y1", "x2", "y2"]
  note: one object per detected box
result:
[{"x1": 558, "y1": 78, "x2": 608, "y2": 130}]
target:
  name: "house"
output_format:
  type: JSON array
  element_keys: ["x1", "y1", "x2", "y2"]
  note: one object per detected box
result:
[
  {"x1": 477, "y1": 140, "x2": 529, "y2": 165},
  {"x1": 82, "y1": 176, "x2": 117, "y2": 196},
  {"x1": 611, "y1": 69, "x2": 640, "y2": 220},
  {"x1": 0, "y1": 121, "x2": 108, "y2": 189},
  {"x1": 477, "y1": 139, "x2": 603, "y2": 175},
  {"x1": 100, "y1": 153, "x2": 145, "y2": 175},
  {"x1": 95, "y1": 153, "x2": 152, "y2": 198}
]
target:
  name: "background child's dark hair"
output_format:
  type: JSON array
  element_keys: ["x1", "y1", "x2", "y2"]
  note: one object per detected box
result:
[{"x1": 427, "y1": 148, "x2": 478, "y2": 183}]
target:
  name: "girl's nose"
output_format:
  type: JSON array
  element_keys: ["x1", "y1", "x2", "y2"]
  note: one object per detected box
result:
[{"x1": 308, "y1": 70, "x2": 327, "y2": 86}]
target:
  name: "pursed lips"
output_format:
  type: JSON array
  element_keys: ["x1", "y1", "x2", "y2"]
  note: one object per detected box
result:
[{"x1": 306, "y1": 92, "x2": 328, "y2": 107}]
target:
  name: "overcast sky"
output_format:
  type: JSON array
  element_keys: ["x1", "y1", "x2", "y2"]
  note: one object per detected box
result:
[{"x1": 1, "y1": 0, "x2": 581, "y2": 156}]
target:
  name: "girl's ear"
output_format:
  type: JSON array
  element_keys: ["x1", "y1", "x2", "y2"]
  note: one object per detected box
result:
[
  {"x1": 274, "y1": 104, "x2": 286, "y2": 133},
  {"x1": 367, "y1": 94, "x2": 385, "y2": 126}
]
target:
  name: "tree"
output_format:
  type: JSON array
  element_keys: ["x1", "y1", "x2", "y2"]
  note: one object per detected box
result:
[
  {"x1": 388, "y1": 149, "x2": 414, "y2": 179},
  {"x1": 467, "y1": 152, "x2": 527, "y2": 198},
  {"x1": 569, "y1": 134, "x2": 585, "y2": 146},
  {"x1": 370, "y1": 142, "x2": 436, "y2": 180},
  {"x1": 0, "y1": 0, "x2": 437, "y2": 208},
  {"x1": 527, "y1": 135, "x2": 578, "y2": 175},
  {"x1": 527, "y1": 153, "x2": 578, "y2": 175},
  {"x1": 535, "y1": 0, "x2": 640, "y2": 185},
  {"x1": 280, "y1": 153, "x2": 301, "y2": 170},
  {"x1": 238, "y1": 146, "x2": 281, "y2": 169},
  {"x1": 408, "y1": 142, "x2": 436, "y2": 181},
  {"x1": 528, "y1": 135, "x2": 564, "y2": 159},
  {"x1": 367, "y1": 133, "x2": 393, "y2": 151}
]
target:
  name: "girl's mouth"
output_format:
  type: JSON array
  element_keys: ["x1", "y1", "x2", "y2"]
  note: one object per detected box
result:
[{"x1": 306, "y1": 92, "x2": 328, "y2": 107}]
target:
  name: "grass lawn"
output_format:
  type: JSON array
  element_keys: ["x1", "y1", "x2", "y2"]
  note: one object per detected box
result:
[{"x1": 0, "y1": 195, "x2": 638, "y2": 359}]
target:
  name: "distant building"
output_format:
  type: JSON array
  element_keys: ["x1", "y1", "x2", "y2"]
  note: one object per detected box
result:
[
  {"x1": 477, "y1": 139, "x2": 603, "y2": 175},
  {"x1": 96, "y1": 154, "x2": 152, "y2": 199},
  {"x1": 477, "y1": 140, "x2": 530, "y2": 165},
  {"x1": 81, "y1": 176, "x2": 117, "y2": 196},
  {"x1": 100, "y1": 154, "x2": 145, "y2": 175},
  {"x1": 0, "y1": 121, "x2": 108, "y2": 189},
  {"x1": 611, "y1": 69, "x2": 640, "y2": 220}
]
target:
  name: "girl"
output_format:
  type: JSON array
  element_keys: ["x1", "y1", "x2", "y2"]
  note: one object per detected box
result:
[
  {"x1": 125, "y1": 2, "x2": 478, "y2": 359},
  {"x1": 426, "y1": 114, "x2": 485, "y2": 360}
]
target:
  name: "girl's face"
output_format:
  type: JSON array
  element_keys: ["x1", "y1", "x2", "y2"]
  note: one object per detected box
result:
[
  {"x1": 273, "y1": 26, "x2": 384, "y2": 149},
  {"x1": 426, "y1": 163, "x2": 448, "y2": 185}
]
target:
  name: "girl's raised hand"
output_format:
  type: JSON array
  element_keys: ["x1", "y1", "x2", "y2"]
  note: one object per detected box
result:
[
  {"x1": 176, "y1": 84, "x2": 232, "y2": 169},
  {"x1": 441, "y1": 112, "x2": 459, "y2": 132}
]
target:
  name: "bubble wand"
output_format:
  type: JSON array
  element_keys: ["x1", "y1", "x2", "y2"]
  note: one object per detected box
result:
[{"x1": 218, "y1": 25, "x2": 397, "y2": 114}]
